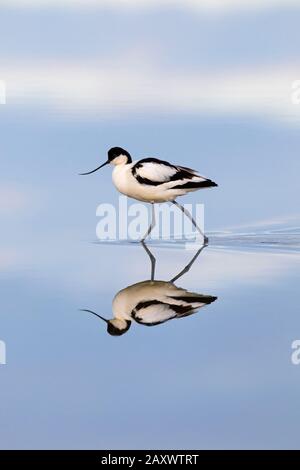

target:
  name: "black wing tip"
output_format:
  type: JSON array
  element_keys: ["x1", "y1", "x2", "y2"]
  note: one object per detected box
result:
[
  {"x1": 199, "y1": 295, "x2": 218, "y2": 304},
  {"x1": 173, "y1": 180, "x2": 218, "y2": 190}
]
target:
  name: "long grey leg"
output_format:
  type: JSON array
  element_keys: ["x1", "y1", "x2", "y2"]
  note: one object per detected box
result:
[
  {"x1": 141, "y1": 240, "x2": 156, "y2": 281},
  {"x1": 170, "y1": 245, "x2": 206, "y2": 283},
  {"x1": 171, "y1": 200, "x2": 208, "y2": 245},
  {"x1": 141, "y1": 203, "x2": 156, "y2": 242}
]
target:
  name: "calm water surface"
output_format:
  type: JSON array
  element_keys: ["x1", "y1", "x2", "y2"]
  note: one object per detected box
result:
[
  {"x1": 1, "y1": 0, "x2": 300, "y2": 451},
  {"x1": 0, "y1": 237, "x2": 299, "y2": 450}
]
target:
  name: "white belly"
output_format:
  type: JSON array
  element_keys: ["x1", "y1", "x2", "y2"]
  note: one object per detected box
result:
[
  {"x1": 112, "y1": 280, "x2": 182, "y2": 318},
  {"x1": 112, "y1": 164, "x2": 184, "y2": 203}
]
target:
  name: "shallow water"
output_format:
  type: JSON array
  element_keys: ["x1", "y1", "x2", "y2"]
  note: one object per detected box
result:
[
  {"x1": 0, "y1": 232, "x2": 300, "y2": 450},
  {"x1": 95, "y1": 227, "x2": 300, "y2": 252}
]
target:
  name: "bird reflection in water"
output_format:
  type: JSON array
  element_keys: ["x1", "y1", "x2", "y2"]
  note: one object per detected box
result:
[{"x1": 81, "y1": 243, "x2": 217, "y2": 336}]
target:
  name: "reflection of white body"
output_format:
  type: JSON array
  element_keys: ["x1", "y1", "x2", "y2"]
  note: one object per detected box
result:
[
  {"x1": 82, "y1": 278, "x2": 217, "y2": 336},
  {"x1": 81, "y1": 243, "x2": 217, "y2": 336},
  {"x1": 112, "y1": 280, "x2": 217, "y2": 327}
]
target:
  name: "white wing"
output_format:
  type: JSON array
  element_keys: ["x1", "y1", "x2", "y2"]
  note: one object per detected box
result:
[
  {"x1": 133, "y1": 302, "x2": 177, "y2": 325},
  {"x1": 131, "y1": 158, "x2": 214, "y2": 187},
  {"x1": 132, "y1": 293, "x2": 217, "y2": 325}
]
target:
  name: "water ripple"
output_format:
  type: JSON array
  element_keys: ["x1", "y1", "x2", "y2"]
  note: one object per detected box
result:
[{"x1": 92, "y1": 227, "x2": 300, "y2": 253}]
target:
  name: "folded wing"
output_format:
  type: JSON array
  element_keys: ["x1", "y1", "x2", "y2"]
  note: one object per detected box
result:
[
  {"x1": 131, "y1": 158, "x2": 217, "y2": 188},
  {"x1": 132, "y1": 292, "x2": 217, "y2": 326}
]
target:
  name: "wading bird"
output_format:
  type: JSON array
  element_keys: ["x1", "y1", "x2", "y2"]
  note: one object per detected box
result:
[{"x1": 80, "y1": 147, "x2": 217, "y2": 244}]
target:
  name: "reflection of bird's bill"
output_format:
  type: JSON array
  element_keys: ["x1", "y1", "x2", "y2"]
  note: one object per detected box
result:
[
  {"x1": 79, "y1": 309, "x2": 108, "y2": 323},
  {"x1": 80, "y1": 309, "x2": 131, "y2": 336}
]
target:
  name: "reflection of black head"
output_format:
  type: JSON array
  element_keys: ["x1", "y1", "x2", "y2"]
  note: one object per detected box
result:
[
  {"x1": 80, "y1": 309, "x2": 131, "y2": 337},
  {"x1": 107, "y1": 320, "x2": 131, "y2": 336}
]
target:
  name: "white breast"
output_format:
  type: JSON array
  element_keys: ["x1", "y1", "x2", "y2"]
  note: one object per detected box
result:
[
  {"x1": 112, "y1": 163, "x2": 155, "y2": 202},
  {"x1": 112, "y1": 162, "x2": 179, "y2": 202},
  {"x1": 112, "y1": 163, "x2": 135, "y2": 197},
  {"x1": 112, "y1": 280, "x2": 185, "y2": 320}
]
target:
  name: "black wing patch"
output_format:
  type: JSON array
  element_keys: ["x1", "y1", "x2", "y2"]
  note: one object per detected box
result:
[
  {"x1": 172, "y1": 180, "x2": 218, "y2": 189},
  {"x1": 168, "y1": 295, "x2": 218, "y2": 304},
  {"x1": 132, "y1": 299, "x2": 198, "y2": 326},
  {"x1": 132, "y1": 158, "x2": 199, "y2": 186}
]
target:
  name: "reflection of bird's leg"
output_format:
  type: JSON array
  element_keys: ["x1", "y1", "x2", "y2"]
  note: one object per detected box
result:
[
  {"x1": 141, "y1": 203, "x2": 156, "y2": 242},
  {"x1": 170, "y1": 245, "x2": 206, "y2": 283},
  {"x1": 141, "y1": 240, "x2": 156, "y2": 281},
  {"x1": 171, "y1": 200, "x2": 208, "y2": 245}
]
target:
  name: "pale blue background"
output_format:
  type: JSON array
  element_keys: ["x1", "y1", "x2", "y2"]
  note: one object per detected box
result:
[{"x1": 0, "y1": 1, "x2": 300, "y2": 449}]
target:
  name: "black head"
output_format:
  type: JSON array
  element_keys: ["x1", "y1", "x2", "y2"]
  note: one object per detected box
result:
[
  {"x1": 107, "y1": 320, "x2": 131, "y2": 336},
  {"x1": 108, "y1": 147, "x2": 132, "y2": 164},
  {"x1": 79, "y1": 147, "x2": 132, "y2": 175}
]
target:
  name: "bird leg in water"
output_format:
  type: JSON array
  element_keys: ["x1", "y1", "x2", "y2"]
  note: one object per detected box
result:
[
  {"x1": 141, "y1": 239, "x2": 206, "y2": 283},
  {"x1": 140, "y1": 240, "x2": 156, "y2": 281},
  {"x1": 141, "y1": 203, "x2": 156, "y2": 242},
  {"x1": 171, "y1": 200, "x2": 208, "y2": 245},
  {"x1": 170, "y1": 245, "x2": 206, "y2": 283}
]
